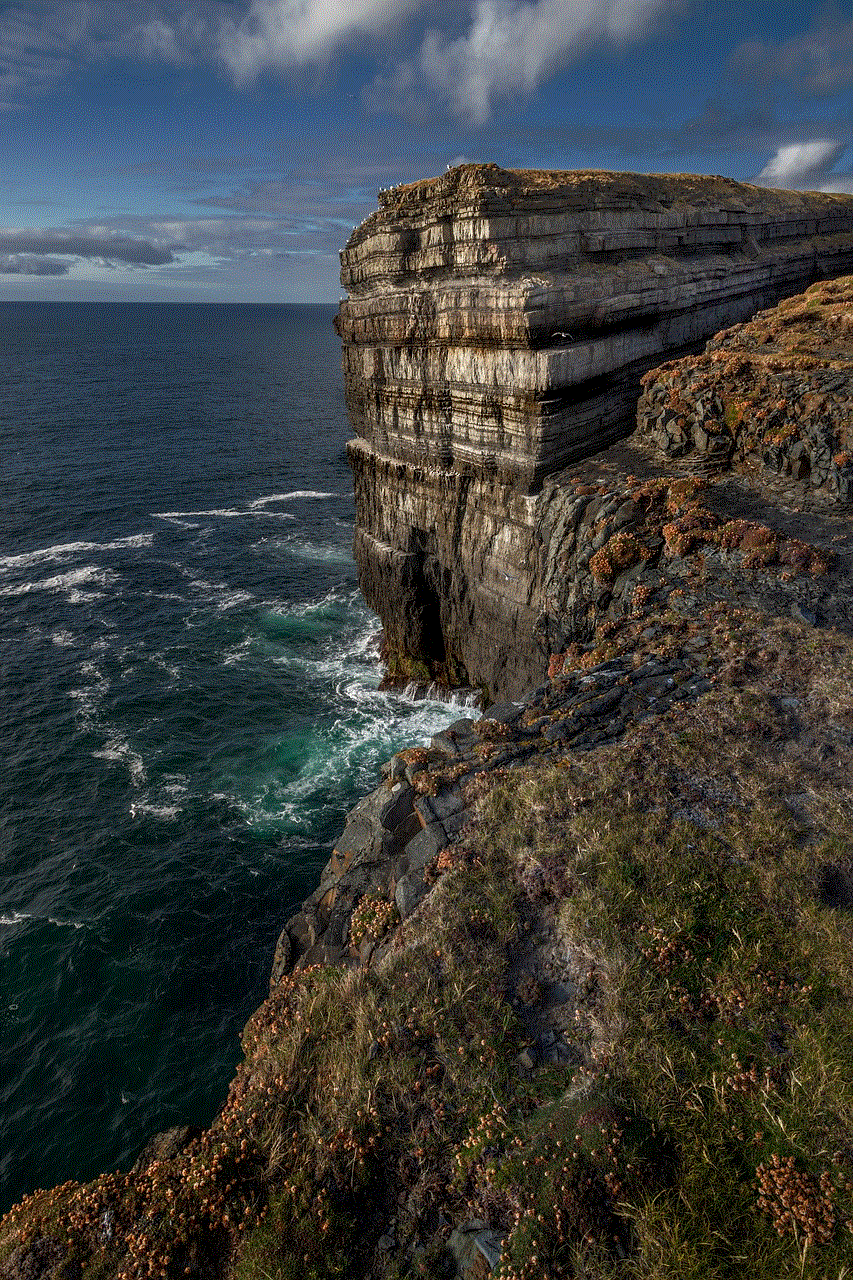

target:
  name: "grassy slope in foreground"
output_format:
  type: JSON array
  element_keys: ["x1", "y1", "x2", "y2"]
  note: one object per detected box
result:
[{"x1": 2, "y1": 605, "x2": 853, "y2": 1280}]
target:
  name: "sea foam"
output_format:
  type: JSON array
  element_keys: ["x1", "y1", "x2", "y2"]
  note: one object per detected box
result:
[
  {"x1": 0, "y1": 534, "x2": 154, "y2": 572},
  {"x1": 0, "y1": 566, "x2": 117, "y2": 598},
  {"x1": 249, "y1": 491, "x2": 337, "y2": 507}
]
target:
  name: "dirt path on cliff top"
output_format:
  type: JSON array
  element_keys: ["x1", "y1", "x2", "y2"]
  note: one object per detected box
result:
[{"x1": 562, "y1": 436, "x2": 853, "y2": 627}]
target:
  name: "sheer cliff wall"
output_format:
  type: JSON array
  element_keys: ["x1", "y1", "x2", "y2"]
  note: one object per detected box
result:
[{"x1": 336, "y1": 165, "x2": 853, "y2": 698}]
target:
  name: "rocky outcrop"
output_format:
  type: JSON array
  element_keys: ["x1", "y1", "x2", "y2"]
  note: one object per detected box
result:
[
  {"x1": 337, "y1": 166, "x2": 853, "y2": 700},
  {"x1": 635, "y1": 274, "x2": 853, "y2": 496},
  {"x1": 283, "y1": 454, "x2": 853, "y2": 973},
  {"x1": 275, "y1": 639, "x2": 720, "y2": 976}
]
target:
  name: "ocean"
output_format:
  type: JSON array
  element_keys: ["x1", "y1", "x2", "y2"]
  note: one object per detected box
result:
[{"x1": 0, "y1": 302, "x2": 465, "y2": 1212}]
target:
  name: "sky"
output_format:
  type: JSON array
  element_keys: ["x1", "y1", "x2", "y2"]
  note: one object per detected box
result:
[{"x1": 0, "y1": 0, "x2": 849, "y2": 303}]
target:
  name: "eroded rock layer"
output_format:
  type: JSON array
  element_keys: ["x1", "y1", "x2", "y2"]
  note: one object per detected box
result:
[
  {"x1": 338, "y1": 166, "x2": 853, "y2": 699},
  {"x1": 635, "y1": 274, "x2": 853, "y2": 496},
  {"x1": 339, "y1": 165, "x2": 853, "y2": 485}
]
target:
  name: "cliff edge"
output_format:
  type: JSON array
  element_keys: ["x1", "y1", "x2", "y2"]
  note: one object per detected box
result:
[{"x1": 337, "y1": 165, "x2": 853, "y2": 698}]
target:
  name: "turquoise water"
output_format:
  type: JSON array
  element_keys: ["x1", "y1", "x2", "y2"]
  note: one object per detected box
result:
[{"x1": 0, "y1": 303, "x2": 464, "y2": 1210}]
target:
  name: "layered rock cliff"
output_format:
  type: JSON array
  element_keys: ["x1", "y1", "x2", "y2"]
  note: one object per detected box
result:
[
  {"x1": 337, "y1": 165, "x2": 853, "y2": 698},
  {"x1": 5, "y1": 224, "x2": 853, "y2": 1280}
]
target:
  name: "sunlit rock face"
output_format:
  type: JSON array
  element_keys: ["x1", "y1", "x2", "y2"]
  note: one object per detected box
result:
[{"x1": 337, "y1": 165, "x2": 853, "y2": 699}]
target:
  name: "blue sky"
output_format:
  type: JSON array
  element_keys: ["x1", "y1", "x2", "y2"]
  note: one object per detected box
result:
[{"x1": 0, "y1": 1, "x2": 849, "y2": 302}]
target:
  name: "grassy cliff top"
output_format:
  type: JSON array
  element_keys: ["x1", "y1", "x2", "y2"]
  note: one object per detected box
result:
[{"x1": 375, "y1": 162, "x2": 853, "y2": 216}]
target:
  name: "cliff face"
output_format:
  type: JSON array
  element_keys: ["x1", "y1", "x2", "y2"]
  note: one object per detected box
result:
[
  {"x1": 337, "y1": 165, "x2": 853, "y2": 698},
  {"x1": 6, "y1": 203, "x2": 853, "y2": 1280}
]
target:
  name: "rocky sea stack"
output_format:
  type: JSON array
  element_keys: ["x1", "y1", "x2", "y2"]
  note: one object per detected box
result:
[{"x1": 3, "y1": 171, "x2": 853, "y2": 1280}]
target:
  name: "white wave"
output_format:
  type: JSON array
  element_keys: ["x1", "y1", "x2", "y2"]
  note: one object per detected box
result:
[
  {"x1": 52, "y1": 630, "x2": 75, "y2": 647},
  {"x1": 153, "y1": 507, "x2": 294, "y2": 522},
  {"x1": 267, "y1": 590, "x2": 352, "y2": 620},
  {"x1": 0, "y1": 911, "x2": 84, "y2": 930},
  {"x1": 281, "y1": 650, "x2": 374, "y2": 688},
  {"x1": 261, "y1": 588, "x2": 360, "y2": 635},
  {"x1": 70, "y1": 689, "x2": 104, "y2": 730},
  {"x1": 142, "y1": 589, "x2": 185, "y2": 602},
  {"x1": 130, "y1": 801, "x2": 180, "y2": 821},
  {"x1": 232, "y1": 790, "x2": 311, "y2": 834},
  {"x1": 70, "y1": 658, "x2": 109, "y2": 731},
  {"x1": 93, "y1": 735, "x2": 147, "y2": 787},
  {"x1": 154, "y1": 508, "x2": 246, "y2": 519},
  {"x1": 154, "y1": 515, "x2": 202, "y2": 529},
  {"x1": 230, "y1": 669, "x2": 468, "y2": 834},
  {"x1": 162, "y1": 775, "x2": 189, "y2": 797},
  {"x1": 249, "y1": 490, "x2": 337, "y2": 507},
  {"x1": 216, "y1": 588, "x2": 252, "y2": 612},
  {"x1": 70, "y1": 681, "x2": 104, "y2": 706},
  {"x1": 0, "y1": 533, "x2": 153, "y2": 573},
  {"x1": 187, "y1": 578, "x2": 253, "y2": 611},
  {"x1": 0, "y1": 566, "x2": 117, "y2": 598},
  {"x1": 401, "y1": 681, "x2": 481, "y2": 709},
  {"x1": 285, "y1": 540, "x2": 353, "y2": 565},
  {"x1": 345, "y1": 624, "x2": 381, "y2": 661},
  {"x1": 223, "y1": 636, "x2": 253, "y2": 666}
]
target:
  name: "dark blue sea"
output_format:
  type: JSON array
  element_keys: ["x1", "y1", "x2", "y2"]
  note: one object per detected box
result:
[{"x1": 0, "y1": 302, "x2": 464, "y2": 1212}]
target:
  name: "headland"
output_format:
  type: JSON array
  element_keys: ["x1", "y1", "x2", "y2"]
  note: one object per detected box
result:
[{"x1": 3, "y1": 169, "x2": 853, "y2": 1280}]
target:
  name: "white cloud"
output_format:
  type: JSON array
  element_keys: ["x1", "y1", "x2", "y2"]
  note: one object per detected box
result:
[
  {"x1": 607, "y1": 0, "x2": 677, "y2": 41},
  {"x1": 0, "y1": 0, "x2": 682, "y2": 116},
  {"x1": 0, "y1": 254, "x2": 68, "y2": 274},
  {"x1": 362, "y1": 55, "x2": 432, "y2": 120},
  {"x1": 417, "y1": 0, "x2": 681, "y2": 126},
  {"x1": 119, "y1": 18, "x2": 186, "y2": 63},
  {"x1": 217, "y1": 0, "x2": 422, "y2": 85},
  {"x1": 0, "y1": 4, "x2": 228, "y2": 102},
  {"x1": 100, "y1": 6, "x2": 225, "y2": 65},
  {"x1": 0, "y1": 5, "x2": 89, "y2": 98},
  {"x1": 755, "y1": 139, "x2": 852, "y2": 193},
  {"x1": 0, "y1": 2, "x2": 430, "y2": 97},
  {"x1": 419, "y1": 1, "x2": 599, "y2": 126},
  {"x1": 0, "y1": 226, "x2": 178, "y2": 264},
  {"x1": 149, "y1": 216, "x2": 282, "y2": 248}
]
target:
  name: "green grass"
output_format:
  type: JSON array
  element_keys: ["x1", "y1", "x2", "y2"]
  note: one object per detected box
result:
[
  {"x1": 3, "y1": 611, "x2": 853, "y2": 1279},
  {"x1": 448, "y1": 615, "x2": 853, "y2": 1278}
]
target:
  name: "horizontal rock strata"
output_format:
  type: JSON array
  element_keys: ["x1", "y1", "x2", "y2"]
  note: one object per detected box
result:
[
  {"x1": 339, "y1": 165, "x2": 853, "y2": 487},
  {"x1": 349, "y1": 428, "x2": 853, "y2": 698},
  {"x1": 338, "y1": 166, "x2": 853, "y2": 700}
]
